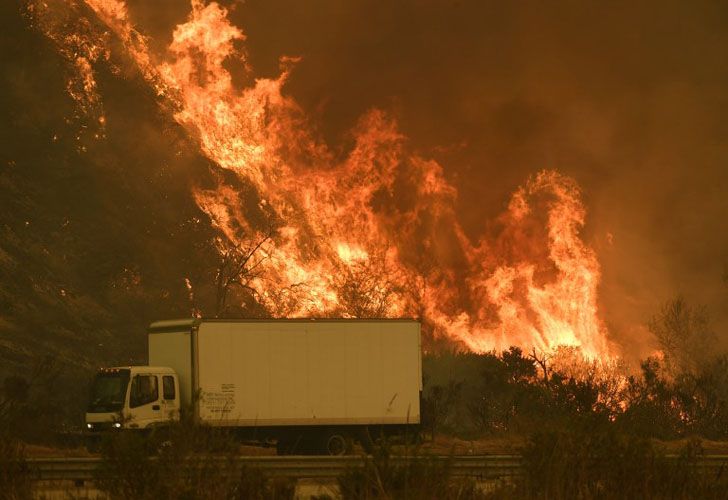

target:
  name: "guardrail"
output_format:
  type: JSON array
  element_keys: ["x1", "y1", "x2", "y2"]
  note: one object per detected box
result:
[
  {"x1": 27, "y1": 455, "x2": 523, "y2": 482},
  {"x1": 24, "y1": 454, "x2": 728, "y2": 483}
]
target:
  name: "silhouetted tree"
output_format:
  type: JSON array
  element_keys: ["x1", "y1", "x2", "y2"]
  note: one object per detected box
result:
[
  {"x1": 213, "y1": 228, "x2": 273, "y2": 317},
  {"x1": 618, "y1": 358, "x2": 682, "y2": 438},
  {"x1": 649, "y1": 296, "x2": 715, "y2": 375},
  {"x1": 529, "y1": 348, "x2": 552, "y2": 385}
]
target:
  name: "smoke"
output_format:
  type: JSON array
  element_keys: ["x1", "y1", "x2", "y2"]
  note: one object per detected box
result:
[
  {"x1": 124, "y1": 0, "x2": 728, "y2": 354},
  {"x1": 19, "y1": 0, "x2": 728, "y2": 363}
]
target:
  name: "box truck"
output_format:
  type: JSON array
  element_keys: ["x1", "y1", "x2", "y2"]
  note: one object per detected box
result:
[{"x1": 86, "y1": 318, "x2": 422, "y2": 454}]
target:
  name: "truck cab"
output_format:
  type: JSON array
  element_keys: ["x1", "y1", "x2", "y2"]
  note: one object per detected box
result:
[{"x1": 85, "y1": 366, "x2": 180, "y2": 432}]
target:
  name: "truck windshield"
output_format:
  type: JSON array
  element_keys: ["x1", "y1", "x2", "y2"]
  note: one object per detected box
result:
[{"x1": 87, "y1": 369, "x2": 130, "y2": 413}]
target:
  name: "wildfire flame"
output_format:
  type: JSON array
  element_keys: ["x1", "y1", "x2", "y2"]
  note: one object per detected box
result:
[{"x1": 33, "y1": 0, "x2": 614, "y2": 359}]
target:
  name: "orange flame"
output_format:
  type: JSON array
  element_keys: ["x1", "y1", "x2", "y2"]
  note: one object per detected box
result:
[
  {"x1": 38, "y1": 0, "x2": 615, "y2": 359},
  {"x1": 426, "y1": 171, "x2": 610, "y2": 358}
]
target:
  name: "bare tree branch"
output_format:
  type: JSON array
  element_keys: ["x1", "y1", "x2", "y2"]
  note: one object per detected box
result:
[
  {"x1": 529, "y1": 347, "x2": 552, "y2": 385},
  {"x1": 332, "y1": 249, "x2": 405, "y2": 318},
  {"x1": 213, "y1": 225, "x2": 274, "y2": 318}
]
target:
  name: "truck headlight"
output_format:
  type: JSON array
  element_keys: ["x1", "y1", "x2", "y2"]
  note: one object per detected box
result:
[
  {"x1": 113, "y1": 422, "x2": 122, "y2": 428},
  {"x1": 87, "y1": 423, "x2": 93, "y2": 429}
]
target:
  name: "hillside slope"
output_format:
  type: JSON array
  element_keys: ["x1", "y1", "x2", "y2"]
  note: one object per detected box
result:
[{"x1": 0, "y1": 1, "x2": 240, "y2": 378}]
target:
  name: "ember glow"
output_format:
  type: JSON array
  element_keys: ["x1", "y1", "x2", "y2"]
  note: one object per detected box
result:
[{"x1": 34, "y1": 0, "x2": 614, "y2": 359}]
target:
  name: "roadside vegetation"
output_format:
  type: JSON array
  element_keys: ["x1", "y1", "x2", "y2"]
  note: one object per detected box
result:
[
  {"x1": 0, "y1": 435, "x2": 33, "y2": 500},
  {"x1": 335, "y1": 429, "x2": 728, "y2": 499},
  {"x1": 512, "y1": 428, "x2": 728, "y2": 499},
  {"x1": 0, "y1": 357, "x2": 61, "y2": 500},
  {"x1": 96, "y1": 417, "x2": 294, "y2": 500},
  {"x1": 338, "y1": 438, "x2": 488, "y2": 500},
  {"x1": 2, "y1": 296, "x2": 728, "y2": 498}
]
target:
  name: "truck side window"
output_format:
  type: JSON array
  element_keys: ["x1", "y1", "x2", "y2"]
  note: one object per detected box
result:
[
  {"x1": 162, "y1": 376, "x2": 175, "y2": 400},
  {"x1": 129, "y1": 375, "x2": 158, "y2": 408}
]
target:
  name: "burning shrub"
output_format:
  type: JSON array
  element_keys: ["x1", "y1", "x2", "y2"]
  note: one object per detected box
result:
[
  {"x1": 618, "y1": 355, "x2": 728, "y2": 440},
  {"x1": 425, "y1": 342, "x2": 728, "y2": 444}
]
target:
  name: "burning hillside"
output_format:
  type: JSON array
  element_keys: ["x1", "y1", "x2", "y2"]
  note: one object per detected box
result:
[{"x1": 23, "y1": 0, "x2": 616, "y2": 359}]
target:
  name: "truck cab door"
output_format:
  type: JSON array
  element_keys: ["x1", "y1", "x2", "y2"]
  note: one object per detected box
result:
[
  {"x1": 160, "y1": 374, "x2": 180, "y2": 420},
  {"x1": 128, "y1": 374, "x2": 163, "y2": 428}
]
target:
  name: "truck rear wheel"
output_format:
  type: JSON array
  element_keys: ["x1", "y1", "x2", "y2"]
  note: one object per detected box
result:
[{"x1": 322, "y1": 431, "x2": 350, "y2": 456}]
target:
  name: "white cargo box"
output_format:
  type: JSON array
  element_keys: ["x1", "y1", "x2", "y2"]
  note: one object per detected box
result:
[{"x1": 148, "y1": 319, "x2": 421, "y2": 427}]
